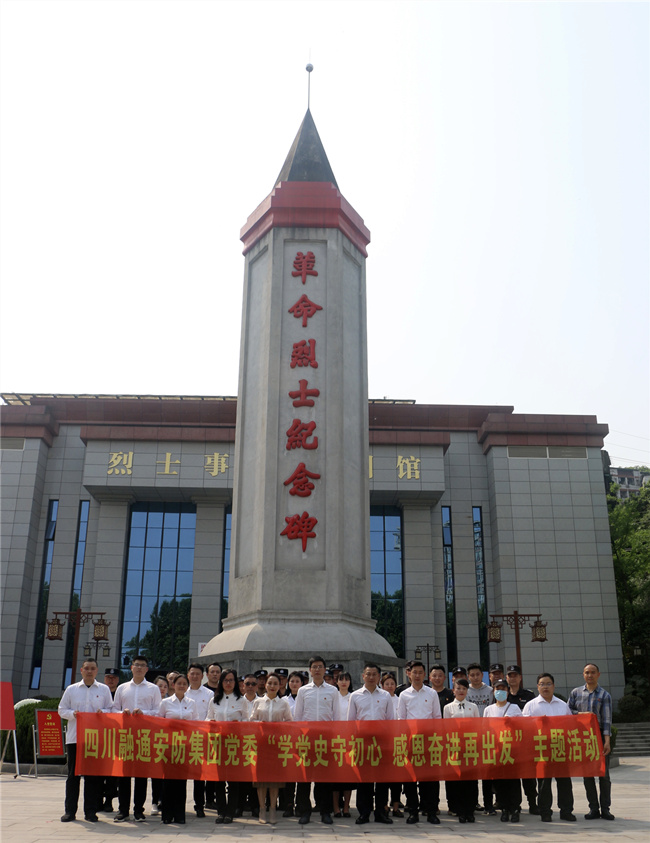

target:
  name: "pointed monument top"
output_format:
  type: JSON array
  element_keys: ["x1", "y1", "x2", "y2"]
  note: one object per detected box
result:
[{"x1": 275, "y1": 109, "x2": 338, "y2": 188}]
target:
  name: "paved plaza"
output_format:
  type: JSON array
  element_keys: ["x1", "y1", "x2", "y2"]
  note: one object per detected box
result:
[{"x1": 1, "y1": 758, "x2": 649, "y2": 843}]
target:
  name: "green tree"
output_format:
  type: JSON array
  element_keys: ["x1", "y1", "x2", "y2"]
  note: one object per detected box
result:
[
  {"x1": 608, "y1": 482, "x2": 650, "y2": 685},
  {"x1": 124, "y1": 596, "x2": 192, "y2": 672},
  {"x1": 371, "y1": 590, "x2": 404, "y2": 658}
]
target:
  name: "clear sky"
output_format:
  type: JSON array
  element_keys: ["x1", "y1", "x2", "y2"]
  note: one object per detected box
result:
[{"x1": 1, "y1": 0, "x2": 648, "y2": 468}]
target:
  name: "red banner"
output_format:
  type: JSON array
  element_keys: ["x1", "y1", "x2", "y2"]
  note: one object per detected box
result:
[
  {"x1": 0, "y1": 683, "x2": 16, "y2": 731},
  {"x1": 36, "y1": 709, "x2": 65, "y2": 757},
  {"x1": 77, "y1": 713, "x2": 604, "y2": 782}
]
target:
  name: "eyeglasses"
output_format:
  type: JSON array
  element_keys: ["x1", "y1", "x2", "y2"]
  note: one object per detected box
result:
[
  {"x1": 537, "y1": 683, "x2": 553, "y2": 688},
  {"x1": 244, "y1": 682, "x2": 257, "y2": 686}
]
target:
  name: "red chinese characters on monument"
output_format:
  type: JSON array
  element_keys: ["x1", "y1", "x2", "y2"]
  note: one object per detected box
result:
[
  {"x1": 292, "y1": 251, "x2": 318, "y2": 285},
  {"x1": 284, "y1": 462, "x2": 321, "y2": 498},
  {"x1": 281, "y1": 511, "x2": 318, "y2": 551},
  {"x1": 281, "y1": 251, "x2": 323, "y2": 552},
  {"x1": 289, "y1": 294, "x2": 323, "y2": 328},
  {"x1": 288, "y1": 379, "x2": 320, "y2": 408}
]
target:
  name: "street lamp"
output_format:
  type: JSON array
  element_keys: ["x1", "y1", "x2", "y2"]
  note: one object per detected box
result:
[
  {"x1": 488, "y1": 610, "x2": 548, "y2": 672},
  {"x1": 46, "y1": 609, "x2": 111, "y2": 678},
  {"x1": 414, "y1": 643, "x2": 442, "y2": 675}
]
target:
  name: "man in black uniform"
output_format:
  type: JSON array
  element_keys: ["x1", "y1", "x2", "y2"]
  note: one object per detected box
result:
[
  {"x1": 429, "y1": 663, "x2": 454, "y2": 710},
  {"x1": 506, "y1": 664, "x2": 537, "y2": 814}
]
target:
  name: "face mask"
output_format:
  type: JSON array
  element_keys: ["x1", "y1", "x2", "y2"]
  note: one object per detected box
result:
[{"x1": 495, "y1": 689, "x2": 508, "y2": 702}]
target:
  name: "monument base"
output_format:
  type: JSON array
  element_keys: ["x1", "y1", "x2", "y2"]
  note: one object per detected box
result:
[{"x1": 200, "y1": 612, "x2": 403, "y2": 680}]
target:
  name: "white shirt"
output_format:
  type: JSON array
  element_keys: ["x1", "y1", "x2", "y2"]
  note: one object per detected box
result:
[
  {"x1": 484, "y1": 702, "x2": 523, "y2": 718},
  {"x1": 112, "y1": 678, "x2": 161, "y2": 716},
  {"x1": 347, "y1": 686, "x2": 394, "y2": 721},
  {"x1": 286, "y1": 694, "x2": 299, "y2": 715},
  {"x1": 397, "y1": 685, "x2": 442, "y2": 720},
  {"x1": 250, "y1": 695, "x2": 293, "y2": 722},
  {"x1": 59, "y1": 679, "x2": 113, "y2": 743},
  {"x1": 206, "y1": 694, "x2": 246, "y2": 721},
  {"x1": 335, "y1": 692, "x2": 351, "y2": 721},
  {"x1": 443, "y1": 699, "x2": 479, "y2": 718},
  {"x1": 522, "y1": 695, "x2": 571, "y2": 717},
  {"x1": 159, "y1": 694, "x2": 198, "y2": 721},
  {"x1": 294, "y1": 681, "x2": 337, "y2": 722},
  {"x1": 186, "y1": 685, "x2": 214, "y2": 720},
  {"x1": 242, "y1": 695, "x2": 258, "y2": 720}
]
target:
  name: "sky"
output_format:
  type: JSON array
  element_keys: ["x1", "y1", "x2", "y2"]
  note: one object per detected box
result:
[{"x1": 1, "y1": 0, "x2": 648, "y2": 468}]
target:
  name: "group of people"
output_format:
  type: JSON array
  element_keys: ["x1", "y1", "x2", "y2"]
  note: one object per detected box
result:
[{"x1": 58, "y1": 654, "x2": 614, "y2": 826}]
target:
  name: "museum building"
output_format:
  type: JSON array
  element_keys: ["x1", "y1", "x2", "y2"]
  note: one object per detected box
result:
[{"x1": 1, "y1": 392, "x2": 624, "y2": 701}]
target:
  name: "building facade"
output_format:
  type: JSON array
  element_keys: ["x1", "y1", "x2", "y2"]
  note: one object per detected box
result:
[{"x1": 1, "y1": 393, "x2": 624, "y2": 702}]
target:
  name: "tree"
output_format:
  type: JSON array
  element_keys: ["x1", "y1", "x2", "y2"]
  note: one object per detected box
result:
[
  {"x1": 371, "y1": 590, "x2": 404, "y2": 658},
  {"x1": 124, "y1": 596, "x2": 192, "y2": 672},
  {"x1": 608, "y1": 482, "x2": 650, "y2": 686}
]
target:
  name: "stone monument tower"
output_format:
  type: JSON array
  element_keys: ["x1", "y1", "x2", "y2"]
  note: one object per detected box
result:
[{"x1": 201, "y1": 109, "x2": 397, "y2": 675}]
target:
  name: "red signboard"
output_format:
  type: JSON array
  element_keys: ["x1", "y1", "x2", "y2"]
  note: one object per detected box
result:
[
  {"x1": 77, "y1": 712, "x2": 605, "y2": 783},
  {"x1": 0, "y1": 683, "x2": 16, "y2": 731},
  {"x1": 35, "y1": 709, "x2": 65, "y2": 757}
]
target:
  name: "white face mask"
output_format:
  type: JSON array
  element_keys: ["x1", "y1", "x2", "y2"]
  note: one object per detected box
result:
[{"x1": 495, "y1": 689, "x2": 508, "y2": 702}]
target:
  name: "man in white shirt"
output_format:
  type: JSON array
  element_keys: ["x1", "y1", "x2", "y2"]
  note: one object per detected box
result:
[
  {"x1": 59, "y1": 658, "x2": 113, "y2": 823},
  {"x1": 294, "y1": 655, "x2": 337, "y2": 825},
  {"x1": 112, "y1": 655, "x2": 160, "y2": 822},
  {"x1": 347, "y1": 662, "x2": 394, "y2": 825},
  {"x1": 522, "y1": 672, "x2": 575, "y2": 823},
  {"x1": 397, "y1": 660, "x2": 441, "y2": 825},
  {"x1": 186, "y1": 663, "x2": 213, "y2": 818}
]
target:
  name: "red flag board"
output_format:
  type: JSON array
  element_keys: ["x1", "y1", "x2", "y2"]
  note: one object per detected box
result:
[
  {"x1": 0, "y1": 683, "x2": 16, "y2": 731},
  {"x1": 77, "y1": 712, "x2": 604, "y2": 782},
  {"x1": 35, "y1": 709, "x2": 65, "y2": 757}
]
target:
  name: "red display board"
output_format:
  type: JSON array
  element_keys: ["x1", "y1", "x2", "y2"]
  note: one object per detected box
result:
[
  {"x1": 0, "y1": 683, "x2": 16, "y2": 731},
  {"x1": 35, "y1": 709, "x2": 65, "y2": 757},
  {"x1": 77, "y1": 712, "x2": 605, "y2": 782}
]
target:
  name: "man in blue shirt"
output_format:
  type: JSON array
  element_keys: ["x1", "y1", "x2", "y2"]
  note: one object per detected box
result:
[{"x1": 568, "y1": 663, "x2": 614, "y2": 821}]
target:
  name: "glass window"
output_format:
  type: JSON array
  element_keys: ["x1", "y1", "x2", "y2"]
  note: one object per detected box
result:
[
  {"x1": 442, "y1": 506, "x2": 458, "y2": 669},
  {"x1": 369, "y1": 506, "x2": 404, "y2": 658},
  {"x1": 29, "y1": 500, "x2": 59, "y2": 690},
  {"x1": 473, "y1": 506, "x2": 489, "y2": 667},
  {"x1": 220, "y1": 510, "x2": 232, "y2": 628},
  {"x1": 119, "y1": 502, "x2": 196, "y2": 672}
]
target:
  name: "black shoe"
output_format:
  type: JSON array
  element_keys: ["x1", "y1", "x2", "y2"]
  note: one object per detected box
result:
[
  {"x1": 134, "y1": 812, "x2": 146, "y2": 822},
  {"x1": 283, "y1": 808, "x2": 294, "y2": 817},
  {"x1": 601, "y1": 809, "x2": 615, "y2": 821},
  {"x1": 510, "y1": 810, "x2": 520, "y2": 823},
  {"x1": 501, "y1": 811, "x2": 510, "y2": 822},
  {"x1": 84, "y1": 814, "x2": 99, "y2": 822},
  {"x1": 475, "y1": 804, "x2": 484, "y2": 812},
  {"x1": 355, "y1": 815, "x2": 370, "y2": 825},
  {"x1": 393, "y1": 809, "x2": 404, "y2": 817},
  {"x1": 163, "y1": 818, "x2": 173, "y2": 824},
  {"x1": 560, "y1": 812, "x2": 576, "y2": 822},
  {"x1": 427, "y1": 814, "x2": 440, "y2": 825},
  {"x1": 406, "y1": 813, "x2": 419, "y2": 824},
  {"x1": 195, "y1": 808, "x2": 206, "y2": 818},
  {"x1": 541, "y1": 813, "x2": 552, "y2": 822},
  {"x1": 114, "y1": 812, "x2": 129, "y2": 822},
  {"x1": 223, "y1": 816, "x2": 233, "y2": 823},
  {"x1": 333, "y1": 812, "x2": 343, "y2": 818},
  {"x1": 485, "y1": 807, "x2": 497, "y2": 815},
  {"x1": 459, "y1": 816, "x2": 467, "y2": 823},
  {"x1": 529, "y1": 804, "x2": 540, "y2": 815},
  {"x1": 343, "y1": 812, "x2": 351, "y2": 818},
  {"x1": 214, "y1": 815, "x2": 225, "y2": 824},
  {"x1": 101, "y1": 802, "x2": 113, "y2": 813},
  {"x1": 467, "y1": 814, "x2": 475, "y2": 823},
  {"x1": 61, "y1": 814, "x2": 76, "y2": 822},
  {"x1": 585, "y1": 809, "x2": 600, "y2": 820},
  {"x1": 321, "y1": 812, "x2": 333, "y2": 825},
  {"x1": 375, "y1": 813, "x2": 393, "y2": 824},
  {"x1": 299, "y1": 813, "x2": 311, "y2": 825}
]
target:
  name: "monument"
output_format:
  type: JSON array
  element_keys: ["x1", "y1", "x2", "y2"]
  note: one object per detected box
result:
[{"x1": 200, "y1": 106, "x2": 397, "y2": 675}]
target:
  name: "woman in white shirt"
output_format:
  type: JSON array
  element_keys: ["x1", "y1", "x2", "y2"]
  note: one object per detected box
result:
[
  {"x1": 206, "y1": 669, "x2": 246, "y2": 823},
  {"x1": 483, "y1": 679, "x2": 523, "y2": 823},
  {"x1": 158, "y1": 674, "x2": 197, "y2": 824},
  {"x1": 331, "y1": 672, "x2": 354, "y2": 818},
  {"x1": 249, "y1": 673, "x2": 292, "y2": 824}
]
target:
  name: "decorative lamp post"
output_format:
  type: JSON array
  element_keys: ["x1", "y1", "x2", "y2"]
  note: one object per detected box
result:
[
  {"x1": 45, "y1": 610, "x2": 110, "y2": 679},
  {"x1": 414, "y1": 643, "x2": 442, "y2": 675},
  {"x1": 488, "y1": 610, "x2": 547, "y2": 673}
]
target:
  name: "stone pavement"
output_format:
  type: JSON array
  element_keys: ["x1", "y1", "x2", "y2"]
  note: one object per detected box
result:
[{"x1": 1, "y1": 758, "x2": 649, "y2": 843}]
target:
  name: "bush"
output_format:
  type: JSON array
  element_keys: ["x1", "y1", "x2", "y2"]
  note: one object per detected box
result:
[
  {"x1": 0, "y1": 698, "x2": 62, "y2": 764},
  {"x1": 615, "y1": 694, "x2": 650, "y2": 723}
]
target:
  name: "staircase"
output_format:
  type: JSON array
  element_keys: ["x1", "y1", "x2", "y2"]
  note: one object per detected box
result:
[{"x1": 613, "y1": 722, "x2": 650, "y2": 756}]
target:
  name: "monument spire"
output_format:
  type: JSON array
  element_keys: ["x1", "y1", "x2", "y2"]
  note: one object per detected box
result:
[{"x1": 201, "y1": 107, "x2": 394, "y2": 675}]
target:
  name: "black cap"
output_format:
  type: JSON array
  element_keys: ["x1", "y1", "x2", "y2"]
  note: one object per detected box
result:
[
  {"x1": 274, "y1": 668, "x2": 288, "y2": 677},
  {"x1": 324, "y1": 669, "x2": 334, "y2": 677},
  {"x1": 452, "y1": 666, "x2": 466, "y2": 676},
  {"x1": 329, "y1": 663, "x2": 344, "y2": 671},
  {"x1": 506, "y1": 664, "x2": 522, "y2": 675},
  {"x1": 104, "y1": 667, "x2": 120, "y2": 676},
  {"x1": 489, "y1": 663, "x2": 504, "y2": 673},
  {"x1": 254, "y1": 669, "x2": 268, "y2": 678},
  {"x1": 299, "y1": 670, "x2": 309, "y2": 680},
  {"x1": 494, "y1": 678, "x2": 509, "y2": 689}
]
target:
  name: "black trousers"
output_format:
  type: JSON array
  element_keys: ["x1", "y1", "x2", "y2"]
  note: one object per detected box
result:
[
  {"x1": 537, "y1": 777, "x2": 573, "y2": 816},
  {"x1": 584, "y1": 752, "x2": 611, "y2": 811},
  {"x1": 118, "y1": 776, "x2": 147, "y2": 814},
  {"x1": 296, "y1": 781, "x2": 332, "y2": 816},
  {"x1": 64, "y1": 743, "x2": 102, "y2": 818},
  {"x1": 446, "y1": 779, "x2": 478, "y2": 818},
  {"x1": 356, "y1": 782, "x2": 389, "y2": 818},
  {"x1": 494, "y1": 779, "x2": 521, "y2": 812},
  {"x1": 404, "y1": 780, "x2": 439, "y2": 815},
  {"x1": 216, "y1": 781, "x2": 240, "y2": 818},
  {"x1": 193, "y1": 779, "x2": 205, "y2": 810},
  {"x1": 161, "y1": 779, "x2": 187, "y2": 823}
]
